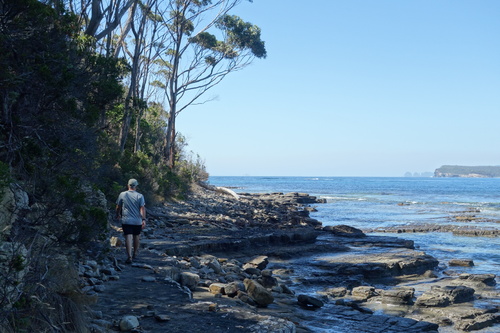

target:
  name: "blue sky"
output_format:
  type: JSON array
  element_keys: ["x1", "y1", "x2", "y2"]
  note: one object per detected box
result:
[{"x1": 177, "y1": 0, "x2": 500, "y2": 177}]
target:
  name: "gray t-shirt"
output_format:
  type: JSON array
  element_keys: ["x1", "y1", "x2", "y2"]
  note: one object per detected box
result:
[{"x1": 116, "y1": 190, "x2": 145, "y2": 225}]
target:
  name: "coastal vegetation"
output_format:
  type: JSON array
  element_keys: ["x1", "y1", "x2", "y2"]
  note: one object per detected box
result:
[
  {"x1": 434, "y1": 165, "x2": 500, "y2": 178},
  {"x1": 0, "y1": 0, "x2": 265, "y2": 331}
]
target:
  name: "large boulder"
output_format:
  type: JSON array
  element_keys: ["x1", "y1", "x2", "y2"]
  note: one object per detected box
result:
[
  {"x1": 381, "y1": 287, "x2": 415, "y2": 305},
  {"x1": 244, "y1": 278, "x2": 274, "y2": 307},
  {"x1": 415, "y1": 292, "x2": 450, "y2": 307},
  {"x1": 416, "y1": 285, "x2": 475, "y2": 307},
  {"x1": 180, "y1": 272, "x2": 200, "y2": 291}
]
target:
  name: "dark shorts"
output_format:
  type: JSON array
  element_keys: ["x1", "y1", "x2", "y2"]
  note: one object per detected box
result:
[{"x1": 122, "y1": 224, "x2": 142, "y2": 236}]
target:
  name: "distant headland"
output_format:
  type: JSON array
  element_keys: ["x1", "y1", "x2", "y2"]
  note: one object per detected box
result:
[{"x1": 434, "y1": 165, "x2": 500, "y2": 178}]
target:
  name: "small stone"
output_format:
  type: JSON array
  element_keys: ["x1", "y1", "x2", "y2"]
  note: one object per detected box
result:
[
  {"x1": 119, "y1": 315, "x2": 139, "y2": 331},
  {"x1": 224, "y1": 281, "x2": 242, "y2": 297},
  {"x1": 209, "y1": 283, "x2": 226, "y2": 295},
  {"x1": 245, "y1": 256, "x2": 269, "y2": 270},
  {"x1": 155, "y1": 314, "x2": 171, "y2": 322},
  {"x1": 243, "y1": 267, "x2": 261, "y2": 276},
  {"x1": 93, "y1": 285, "x2": 106, "y2": 292},
  {"x1": 352, "y1": 286, "x2": 377, "y2": 300},
  {"x1": 110, "y1": 236, "x2": 122, "y2": 247},
  {"x1": 261, "y1": 269, "x2": 273, "y2": 277},
  {"x1": 280, "y1": 284, "x2": 294, "y2": 295}
]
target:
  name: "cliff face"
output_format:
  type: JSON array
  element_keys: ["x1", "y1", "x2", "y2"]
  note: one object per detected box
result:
[{"x1": 434, "y1": 165, "x2": 500, "y2": 178}]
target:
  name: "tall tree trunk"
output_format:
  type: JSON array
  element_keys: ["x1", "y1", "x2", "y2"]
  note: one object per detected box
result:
[
  {"x1": 118, "y1": 93, "x2": 133, "y2": 153},
  {"x1": 164, "y1": 98, "x2": 176, "y2": 168},
  {"x1": 118, "y1": 6, "x2": 146, "y2": 154}
]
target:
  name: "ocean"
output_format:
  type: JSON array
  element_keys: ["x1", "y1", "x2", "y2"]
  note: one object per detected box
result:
[{"x1": 209, "y1": 176, "x2": 500, "y2": 294}]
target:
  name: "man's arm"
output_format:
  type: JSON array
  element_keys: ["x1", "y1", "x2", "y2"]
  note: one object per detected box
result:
[
  {"x1": 140, "y1": 205, "x2": 146, "y2": 228},
  {"x1": 115, "y1": 204, "x2": 122, "y2": 220}
]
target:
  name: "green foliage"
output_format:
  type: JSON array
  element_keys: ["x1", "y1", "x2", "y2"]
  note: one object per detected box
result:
[
  {"x1": 0, "y1": 161, "x2": 11, "y2": 199},
  {"x1": 170, "y1": 10, "x2": 194, "y2": 35},
  {"x1": 217, "y1": 15, "x2": 267, "y2": 58},
  {"x1": 10, "y1": 254, "x2": 25, "y2": 272},
  {"x1": 189, "y1": 32, "x2": 218, "y2": 49}
]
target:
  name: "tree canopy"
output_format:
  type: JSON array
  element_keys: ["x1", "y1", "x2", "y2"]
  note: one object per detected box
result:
[{"x1": 0, "y1": 0, "x2": 265, "y2": 330}]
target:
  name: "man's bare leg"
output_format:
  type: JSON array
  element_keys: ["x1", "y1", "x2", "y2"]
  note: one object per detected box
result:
[
  {"x1": 133, "y1": 235, "x2": 140, "y2": 259},
  {"x1": 125, "y1": 234, "x2": 133, "y2": 262}
]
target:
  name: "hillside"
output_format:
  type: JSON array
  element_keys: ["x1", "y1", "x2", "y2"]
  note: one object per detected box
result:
[{"x1": 434, "y1": 165, "x2": 500, "y2": 178}]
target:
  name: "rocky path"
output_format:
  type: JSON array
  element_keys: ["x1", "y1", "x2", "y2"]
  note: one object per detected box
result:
[{"x1": 89, "y1": 249, "x2": 263, "y2": 333}]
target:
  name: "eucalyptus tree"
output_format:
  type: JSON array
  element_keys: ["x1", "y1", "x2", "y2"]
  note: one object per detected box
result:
[
  {"x1": 116, "y1": 0, "x2": 160, "y2": 153},
  {"x1": 155, "y1": 0, "x2": 266, "y2": 168},
  {"x1": 67, "y1": 0, "x2": 138, "y2": 46}
]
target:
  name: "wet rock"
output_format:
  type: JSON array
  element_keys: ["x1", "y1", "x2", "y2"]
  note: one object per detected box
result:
[
  {"x1": 449, "y1": 259, "x2": 474, "y2": 267},
  {"x1": 280, "y1": 284, "x2": 294, "y2": 295},
  {"x1": 324, "y1": 224, "x2": 366, "y2": 237},
  {"x1": 455, "y1": 312, "x2": 500, "y2": 331},
  {"x1": 455, "y1": 273, "x2": 497, "y2": 287},
  {"x1": 248, "y1": 317, "x2": 296, "y2": 333},
  {"x1": 297, "y1": 294, "x2": 324, "y2": 309},
  {"x1": 416, "y1": 285, "x2": 475, "y2": 307}
]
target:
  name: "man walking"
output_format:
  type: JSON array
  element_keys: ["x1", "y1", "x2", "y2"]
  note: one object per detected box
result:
[{"x1": 116, "y1": 179, "x2": 146, "y2": 264}]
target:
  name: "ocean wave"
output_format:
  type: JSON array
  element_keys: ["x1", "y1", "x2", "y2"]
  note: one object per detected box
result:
[{"x1": 321, "y1": 196, "x2": 367, "y2": 201}]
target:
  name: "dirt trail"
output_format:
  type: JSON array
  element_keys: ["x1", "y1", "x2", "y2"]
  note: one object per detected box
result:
[{"x1": 91, "y1": 249, "x2": 259, "y2": 332}]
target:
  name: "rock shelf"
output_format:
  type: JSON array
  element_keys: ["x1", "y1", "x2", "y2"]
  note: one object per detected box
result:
[{"x1": 83, "y1": 186, "x2": 499, "y2": 332}]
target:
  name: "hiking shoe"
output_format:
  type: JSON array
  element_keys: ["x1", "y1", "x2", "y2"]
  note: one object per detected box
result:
[{"x1": 125, "y1": 257, "x2": 133, "y2": 264}]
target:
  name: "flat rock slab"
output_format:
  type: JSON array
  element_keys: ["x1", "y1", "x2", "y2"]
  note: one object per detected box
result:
[{"x1": 312, "y1": 248, "x2": 439, "y2": 278}]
